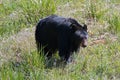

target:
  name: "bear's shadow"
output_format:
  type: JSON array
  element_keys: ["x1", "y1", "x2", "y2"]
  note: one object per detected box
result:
[
  {"x1": 45, "y1": 56, "x2": 66, "y2": 69},
  {"x1": 44, "y1": 53, "x2": 75, "y2": 69}
]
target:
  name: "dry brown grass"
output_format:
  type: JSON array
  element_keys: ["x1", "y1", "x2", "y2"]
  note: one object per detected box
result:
[{"x1": 0, "y1": 27, "x2": 36, "y2": 66}]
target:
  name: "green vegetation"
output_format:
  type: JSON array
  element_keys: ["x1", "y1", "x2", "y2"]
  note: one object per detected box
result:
[
  {"x1": 0, "y1": 0, "x2": 120, "y2": 80},
  {"x1": 0, "y1": 0, "x2": 56, "y2": 36},
  {"x1": 107, "y1": 13, "x2": 120, "y2": 33}
]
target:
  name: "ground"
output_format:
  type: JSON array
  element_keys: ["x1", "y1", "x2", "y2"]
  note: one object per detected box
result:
[{"x1": 0, "y1": 0, "x2": 120, "y2": 80}]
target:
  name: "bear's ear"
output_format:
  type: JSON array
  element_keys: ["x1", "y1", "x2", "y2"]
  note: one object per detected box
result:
[
  {"x1": 70, "y1": 24, "x2": 80, "y2": 32},
  {"x1": 83, "y1": 24, "x2": 87, "y2": 31}
]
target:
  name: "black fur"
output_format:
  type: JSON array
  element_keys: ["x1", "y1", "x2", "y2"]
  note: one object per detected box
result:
[{"x1": 35, "y1": 15, "x2": 88, "y2": 62}]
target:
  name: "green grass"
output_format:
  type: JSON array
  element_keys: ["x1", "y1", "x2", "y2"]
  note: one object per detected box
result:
[
  {"x1": 107, "y1": 13, "x2": 120, "y2": 34},
  {"x1": 0, "y1": 40, "x2": 120, "y2": 80},
  {"x1": 0, "y1": 0, "x2": 120, "y2": 80},
  {"x1": 0, "y1": 0, "x2": 56, "y2": 36}
]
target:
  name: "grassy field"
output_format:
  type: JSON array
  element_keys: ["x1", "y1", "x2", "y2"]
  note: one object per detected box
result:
[{"x1": 0, "y1": 0, "x2": 120, "y2": 80}]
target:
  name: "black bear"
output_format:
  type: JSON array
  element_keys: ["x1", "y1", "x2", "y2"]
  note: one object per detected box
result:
[{"x1": 35, "y1": 15, "x2": 88, "y2": 62}]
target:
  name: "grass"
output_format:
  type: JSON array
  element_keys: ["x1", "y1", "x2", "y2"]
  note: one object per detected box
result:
[
  {"x1": 107, "y1": 13, "x2": 120, "y2": 34},
  {"x1": 0, "y1": 0, "x2": 56, "y2": 36},
  {"x1": 0, "y1": 0, "x2": 120, "y2": 80}
]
